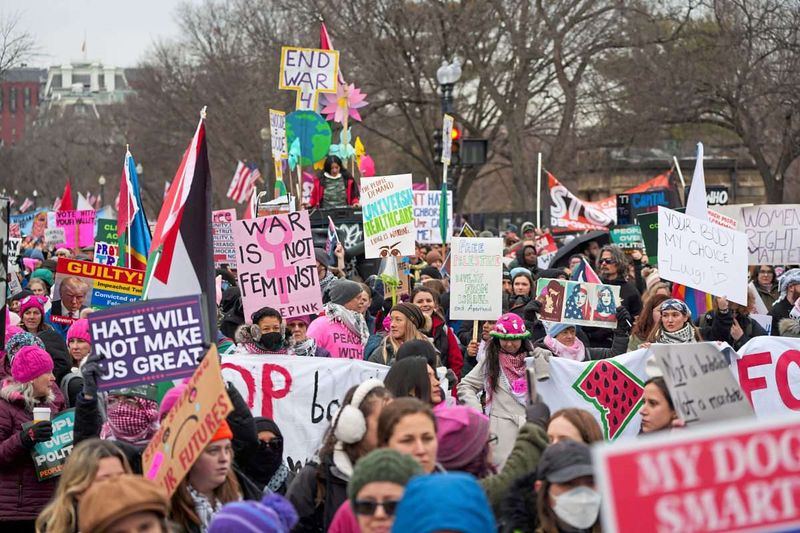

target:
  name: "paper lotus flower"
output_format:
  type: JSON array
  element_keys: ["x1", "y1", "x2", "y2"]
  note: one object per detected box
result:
[{"x1": 321, "y1": 83, "x2": 368, "y2": 123}]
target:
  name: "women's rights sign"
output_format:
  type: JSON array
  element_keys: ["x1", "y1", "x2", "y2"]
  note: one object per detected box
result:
[
  {"x1": 536, "y1": 278, "x2": 621, "y2": 329},
  {"x1": 233, "y1": 210, "x2": 322, "y2": 320},
  {"x1": 361, "y1": 174, "x2": 415, "y2": 259}
]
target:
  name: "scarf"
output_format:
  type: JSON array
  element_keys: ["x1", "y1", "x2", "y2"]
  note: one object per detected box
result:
[
  {"x1": 290, "y1": 337, "x2": 318, "y2": 357},
  {"x1": 319, "y1": 271, "x2": 337, "y2": 294},
  {"x1": 187, "y1": 483, "x2": 225, "y2": 533},
  {"x1": 543, "y1": 335, "x2": 586, "y2": 361},
  {"x1": 656, "y1": 323, "x2": 696, "y2": 344},
  {"x1": 324, "y1": 303, "x2": 369, "y2": 345},
  {"x1": 100, "y1": 396, "x2": 159, "y2": 446},
  {"x1": 492, "y1": 350, "x2": 528, "y2": 407},
  {"x1": 266, "y1": 463, "x2": 290, "y2": 493}
]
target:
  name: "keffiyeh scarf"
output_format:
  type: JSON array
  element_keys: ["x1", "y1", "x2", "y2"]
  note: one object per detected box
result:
[
  {"x1": 188, "y1": 483, "x2": 225, "y2": 533},
  {"x1": 656, "y1": 323, "x2": 696, "y2": 344},
  {"x1": 324, "y1": 303, "x2": 369, "y2": 345},
  {"x1": 100, "y1": 396, "x2": 159, "y2": 446},
  {"x1": 290, "y1": 337, "x2": 318, "y2": 357}
]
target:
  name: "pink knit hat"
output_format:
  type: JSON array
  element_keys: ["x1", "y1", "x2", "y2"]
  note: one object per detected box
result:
[
  {"x1": 11, "y1": 345, "x2": 54, "y2": 383},
  {"x1": 158, "y1": 383, "x2": 187, "y2": 421},
  {"x1": 436, "y1": 405, "x2": 491, "y2": 470},
  {"x1": 490, "y1": 313, "x2": 530, "y2": 340},
  {"x1": 19, "y1": 295, "x2": 48, "y2": 316},
  {"x1": 67, "y1": 318, "x2": 92, "y2": 345}
]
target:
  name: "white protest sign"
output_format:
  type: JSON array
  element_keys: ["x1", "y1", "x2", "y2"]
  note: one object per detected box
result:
[
  {"x1": 222, "y1": 354, "x2": 389, "y2": 468},
  {"x1": 449, "y1": 237, "x2": 503, "y2": 320},
  {"x1": 741, "y1": 204, "x2": 800, "y2": 265},
  {"x1": 657, "y1": 206, "x2": 748, "y2": 305},
  {"x1": 732, "y1": 336, "x2": 800, "y2": 417},
  {"x1": 412, "y1": 190, "x2": 452, "y2": 244},
  {"x1": 7, "y1": 236, "x2": 21, "y2": 272},
  {"x1": 212, "y1": 209, "x2": 237, "y2": 268},
  {"x1": 441, "y1": 114, "x2": 454, "y2": 165},
  {"x1": 360, "y1": 174, "x2": 415, "y2": 259},
  {"x1": 652, "y1": 343, "x2": 753, "y2": 426},
  {"x1": 269, "y1": 109, "x2": 288, "y2": 159},
  {"x1": 279, "y1": 47, "x2": 339, "y2": 110},
  {"x1": 707, "y1": 208, "x2": 737, "y2": 229},
  {"x1": 45, "y1": 227, "x2": 66, "y2": 247}
]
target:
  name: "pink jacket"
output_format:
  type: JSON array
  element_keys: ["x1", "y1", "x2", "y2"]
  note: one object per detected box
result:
[
  {"x1": 307, "y1": 316, "x2": 364, "y2": 359},
  {"x1": 328, "y1": 500, "x2": 360, "y2": 533}
]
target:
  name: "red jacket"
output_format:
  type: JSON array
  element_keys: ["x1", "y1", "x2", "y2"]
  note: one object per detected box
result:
[
  {"x1": 0, "y1": 381, "x2": 65, "y2": 520},
  {"x1": 429, "y1": 314, "x2": 464, "y2": 380},
  {"x1": 308, "y1": 173, "x2": 360, "y2": 208}
]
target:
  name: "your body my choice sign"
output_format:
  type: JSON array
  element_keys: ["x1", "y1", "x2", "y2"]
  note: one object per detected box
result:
[{"x1": 89, "y1": 295, "x2": 208, "y2": 390}]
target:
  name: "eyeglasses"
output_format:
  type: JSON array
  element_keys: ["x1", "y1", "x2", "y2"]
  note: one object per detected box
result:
[
  {"x1": 487, "y1": 433, "x2": 499, "y2": 446},
  {"x1": 599, "y1": 258, "x2": 616, "y2": 265},
  {"x1": 353, "y1": 499, "x2": 400, "y2": 517}
]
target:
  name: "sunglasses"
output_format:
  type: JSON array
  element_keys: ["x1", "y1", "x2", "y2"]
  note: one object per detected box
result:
[
  {"x1": 259, "y1": 437, "x2": 283, "y2": 451},
  {"x1": 599, "y1": 258, "x2": 616, "y2": 265},
  {"x1": 353, "y1": 499, "x2": 401, "y2": 517}
]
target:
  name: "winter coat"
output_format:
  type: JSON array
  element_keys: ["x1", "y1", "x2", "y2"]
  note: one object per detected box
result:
[
  {"x1": 771, "y1": 299, "x2": 795, "y2": 336},
  {"x1": 365, "y1": 337, "x2": 397, "y2": 366},
  {"x1": 363, "y1": 333, "x2": 386, "y2": 362},
  {"x1": 699, "y1": 310, "x2": 767, "y2": 350},
  {"x1": 23, "y1": 324, "x2": 71, "y2": 385},
  {"x1": 0, "y1": 380, "x2": 65, "y2": 521},
  {"x1": 754, "y1": 282, "x2": 779, "y2": 313},
  {"x1": 779, "y1": 317, "x2": 800, "y2": 337},
  {"x1": 423, "y1": 314, "x2": 464, "y2": 379},
  {"x1": 286, "y1": 459, "x2": 349, "y2": 532},
  {"x1": 534, "y1": 328, "x2": 629, "y2": 361},
  {"x1": 307, "y1": 173, "x2": 360, "y2": 208},
  {"x1": 584, "y1": 278, "x2": 641, "y2": 348},
  {"x1": 307, "y1": 316, "x2": 365, "y2": 359}
]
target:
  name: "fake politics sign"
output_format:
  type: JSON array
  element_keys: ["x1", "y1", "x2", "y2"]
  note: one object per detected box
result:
[
  {"x1": 413, "y1": 190, "x2": 453, "y2": 244},
  {"x1": 535, "y1": 278, "x2": 621, "y2": 329},
  {"x1": 22, "y1": 409, "x2": 75, "y2": 481},
  {"x1": 233, "y1": 210, "x2": 321, "y2": 320},
  {"x1": 222, "y1": 354, "x2": 389, "y2": 468},
  {"x1": 143, "y1": 346, "x2": 232, "y2": 496},
  {"x1": 360, "y1": 174, "x2": 415, "y2": 259},
  {"x1": 740, "y1": 204, "x2": 800, "y2": 265},
  {"x1": 212, "y1": 209, "x2": 237, "y2": 268},
  {"x1": 51, "y1": 258, "x2": 144, "y2": 326},
  {"x1": 54, "y1": 209, "x2": 95, "y2": 249},
  {"x1": 449, "y1": 237, "x2": 503, "y2": 320},
  {"x1": 594, "y1": 415, "x2": 800, "y2": 533},
  {"x1": 89, "y1": 295, "x2": 207, "y2": 390},
  {"x1": 279, "y1": 46, "x2": 339, "y2": 110}
]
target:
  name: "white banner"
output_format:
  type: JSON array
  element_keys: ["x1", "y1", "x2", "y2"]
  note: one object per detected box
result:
[
  {"x1": 413, "y1": 190, "x2": 452, "y2": 244},
  {"x1": 741, "y1": 204, "x2": 800, "y2": 265},
  {"x1": 449, "y1": 237, "x2": 503, "y2": 320},
  {"x1": 657, "y1": 206, "x2": 748, "y2": 305},
  {"x1": 221, "y1": 354, "x2": 388, "y2": 468},
  {"x1": 361, "y1": 174, "x2": 415, "y2": 259},
  {"x1": 732, "y1": 336, "x2": 800, "y2": 417}
]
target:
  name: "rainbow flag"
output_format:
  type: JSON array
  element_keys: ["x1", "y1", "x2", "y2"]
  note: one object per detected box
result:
[{"x1": 671, "y1": 283, "x2": 712, "y2": 320}]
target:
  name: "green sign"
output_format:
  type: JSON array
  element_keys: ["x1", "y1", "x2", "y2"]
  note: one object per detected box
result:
[
  {"x1": 96, "y1": 218, "x2": 118, "y2": 243},
  {"x1": 611, "y1": 225, "x2": 645, "y2": 250},
  {"x1": 22, "y1": 408, "x2": 75, "y2": 481}
]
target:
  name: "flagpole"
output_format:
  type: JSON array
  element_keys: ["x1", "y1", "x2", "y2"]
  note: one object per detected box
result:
[
  {"x1": 536, "y1": 152, "x2": 542, "y2": 229},
  {"x1": 673, "y1": 155, "x2": 686, "y2": 206}
]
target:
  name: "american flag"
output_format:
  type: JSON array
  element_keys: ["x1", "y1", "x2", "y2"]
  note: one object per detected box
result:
[
  {"x1": 19, "y1": 197, "x2": 33, "y2": 213},
  {"x1": 226, "y1": 161, "x2": 261, "y2": 204}
]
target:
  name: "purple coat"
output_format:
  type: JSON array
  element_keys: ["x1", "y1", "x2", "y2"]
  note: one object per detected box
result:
[{"x1": 0, "y1": 380, "x2": 65, "y2": 521}]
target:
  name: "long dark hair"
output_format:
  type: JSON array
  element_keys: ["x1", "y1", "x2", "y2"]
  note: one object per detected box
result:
[
  {"x1": 321, "y1": 155, "x2": 352, "y2": 180},
  {"x1": 384, "y1": 356, "x2": 432, "y2": 404},
  {"x1": 485, "y1": 336, "x2": 535, "y2": 393},
  {"x1": 644, "y1": 376, "x2": 674, "y2": 410},
  {"x1": 631, "y1": 293, "x2": 670, "y2": 339}
]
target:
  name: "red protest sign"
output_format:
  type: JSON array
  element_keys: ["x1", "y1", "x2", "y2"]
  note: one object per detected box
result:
[{"x1": 594, "y1": 416, "x2": 800, "y2": 533}]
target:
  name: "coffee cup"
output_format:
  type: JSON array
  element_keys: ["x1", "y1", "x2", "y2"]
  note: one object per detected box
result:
[{"x1": 33, "y1": 407, "x2": 51, "y2": 422}]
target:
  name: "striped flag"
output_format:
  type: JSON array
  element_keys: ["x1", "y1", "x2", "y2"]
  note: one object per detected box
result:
[
  {"x1": 326, "y1": 216, "x2": 339, "y2": 263},
  {"x1": 571, "y1": 257, "x2": 602, "y2": 283},
  {"x1": 226, "y1": 161, "x2": 261, "y2": 204},
  {"x1": 19, "y1": 198, "x2": 32, "y2": 213},
  {"x1": 117, "y1": 149, "x2": 152, "y2": 271}
]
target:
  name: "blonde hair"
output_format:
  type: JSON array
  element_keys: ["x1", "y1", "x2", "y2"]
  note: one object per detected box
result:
[
  {"x1": 382, "y1": 315, "x2": 429, "y2": 365},
  {"x1": 36, "y1": 439, "x2": 132, "y2": 533},
  {"x1": 0, "y1": 381, "x2": 54, "y2": 413}
]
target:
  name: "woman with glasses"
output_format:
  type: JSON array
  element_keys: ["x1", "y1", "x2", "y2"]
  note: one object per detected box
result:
[
  {"x1": 750, "y1": 265, "x2": 779, "y2": 312},
  {"x1": 246, "y1": 417, "x2": 292, "y2": 495},
  {"x1": 17, "y1": 295, "x2": 70, "y2": 384}
]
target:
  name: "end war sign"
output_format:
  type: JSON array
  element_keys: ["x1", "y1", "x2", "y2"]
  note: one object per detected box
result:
[
  {"x1": 89, "y1": 295, "x2": 208, "y2": 390},
  {"x1": 279, "y1": 46, "x2": 339, "y2": 110}
]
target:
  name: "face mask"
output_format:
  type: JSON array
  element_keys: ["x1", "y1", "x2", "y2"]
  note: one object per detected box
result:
[
  {"x1": 552, "y1": 486, "x2": 601, "y2": 530},
  {"x1": 259, "y1": 332, "x2": 284, "y2": 351}
]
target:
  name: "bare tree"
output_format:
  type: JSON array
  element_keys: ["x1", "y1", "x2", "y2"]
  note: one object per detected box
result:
[{"x1": 0, "y1": 11, "x2": 36, "y2": 79}]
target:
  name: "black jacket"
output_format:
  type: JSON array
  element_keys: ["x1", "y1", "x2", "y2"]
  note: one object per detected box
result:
[
  {"x1": 499, "y1": 470, "x2": 540, "y2": 533},
  {"x1": 771, "y1": 298, "x2": 795, "y2": 336},
  {"x1": 286, "y1": 458, "x2": 349, "y2": 532},
  {"x1": 700, "y1": 310, "x2": 767, "y2": 350},
  {"x1": 35, "y1": 325, "x2": 71, "y2": 385},
  {"x1": 584, "y1": 278, "x2": 641, "y2": 348}
]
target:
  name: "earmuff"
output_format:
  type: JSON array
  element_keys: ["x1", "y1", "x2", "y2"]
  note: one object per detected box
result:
[{"x1": 333, "y1": 378, "x2": 384, "y2": 444}]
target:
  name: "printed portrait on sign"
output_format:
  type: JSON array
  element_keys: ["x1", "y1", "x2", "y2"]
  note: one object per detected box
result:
[
  {"x1": 538, "y1": 279, "x2": 566, "y2": 322},
  {"x1": 564, "y1": 282, "x2": 591, "y2": 321},
  {"x1": 592, "y1": 285, "x2": 617, "y2": 323}
]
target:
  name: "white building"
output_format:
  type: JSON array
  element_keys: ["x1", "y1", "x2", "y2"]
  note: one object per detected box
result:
[{"x1": 43, "y1": 61, "x2": 133, "y2": 116}]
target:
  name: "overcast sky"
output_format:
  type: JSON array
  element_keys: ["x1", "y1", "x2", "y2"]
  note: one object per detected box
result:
[{"x1": 5, "y1": 0, "x2": 191, "y2": 68}]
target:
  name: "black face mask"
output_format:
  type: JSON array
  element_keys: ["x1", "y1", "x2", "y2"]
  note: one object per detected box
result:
[
  {"x1": 249, "y1": 439, "x2": 284, "y2": 487},
  {"x1": 258, "y1": 332, "x2": 285, "y2": 352}
]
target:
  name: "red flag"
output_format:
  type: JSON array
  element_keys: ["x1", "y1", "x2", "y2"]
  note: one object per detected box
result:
[
  {"x1": 320, "y1": 22, "x2": 345, "y2": 84},
  {"x1": 58, "y1": 179, "x2": 74, "y2": 212}
]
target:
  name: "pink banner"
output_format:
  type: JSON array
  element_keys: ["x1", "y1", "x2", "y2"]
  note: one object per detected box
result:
[
  {"x1": 232, "y1": 210, "x2": 322, "y2": 320},
  {"x1": 55, "y1": 210, "x2": 95, "y2": 249}
]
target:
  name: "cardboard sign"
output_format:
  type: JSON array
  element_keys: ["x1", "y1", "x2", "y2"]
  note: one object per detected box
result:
[
  {"x1": 657, "y1": 207, "x2": 748, "y2": 305},
  {"x1": 533, "y1": 232, "x2": 558, "y2": 255},
  {"x1": 441, "y1": 114, "x2": 454, "y2": 165},
  {"x1": 535, "y1": 278, "x2": 620, "y2": 329},
  {"x1": 279, "y1": 46, "x2": 339, "y2": 110},
  {"x1": 412, "y1": 190, "x2": 453, "y2": 244},
  {"x1": 222, "y1": 354, "x2": 388, "y2": 468},
  {"x1": 233, "y1": 211, "x2": 321, "y2": 321},
  {"x1": 52, "y1": 258, "x2": 144, "y2": 326},
  {"x1": 55, "y1": 210, "x2": 95, "y2": 248},
  {"x1": 10, "y1": 209, "x2": 48, "y2": 238},
  {"x1": 212, "y1": 209, "x2": 237, "y2": 268},
  {"x1": 269, "y1": 109, "x2": 288, "y2": 159},
  {"x1": 610, "y1": 225, "x2": 645, "y2": 250},
  {"x1": 361, "y1": 174, "x2": 415, "y2": 259},
  {"x1": 44, "y1": 227, "x2": 66, "y2": 246},
  {"x1": 142, "y1": 346, "x2": 232, "y2": 496},
  {"x1": 741, "y1": 204, "x2": 800, "y2": 265},
  {"x1": 651, "y1": 343, "x2": 753, "y2": 425},
  {"x1": 732, "y1": 336, "x2": 800, "y2": 416},
  {"x1": 383, "y1": 257, "x2": 412, "y2": 300},
  {"x1": 90, "y1": 295, "x2": 207, "y2": 390},
  {"x1": 449, "y1": 237, "x2": 503, "y2": 320},
  {"x1": 707, "y1": 208, "x2": 737, "y2": 229},
  {"x1": 594, "y1": 415, "x2": 800, "y2": 533},
  {"x1": 22, "y1": 409, "x2": 75, "y2": 481}
]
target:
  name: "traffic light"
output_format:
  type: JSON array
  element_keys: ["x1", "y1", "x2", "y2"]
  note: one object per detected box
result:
[
  {"x1": 433, "y1": 129, "x2": 443, "y2": 161},
  {"x1": 451, "y1": 124, "x2": 462, "y2": 165}
]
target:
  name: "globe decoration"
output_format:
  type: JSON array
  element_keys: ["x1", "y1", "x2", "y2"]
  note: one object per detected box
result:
[{"x1": 286, "y1": 111, "x2": 332, "y2": 167}]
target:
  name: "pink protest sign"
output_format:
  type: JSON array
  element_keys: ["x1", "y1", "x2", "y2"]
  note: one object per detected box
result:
[
  {"x1": 232, "y1": 210, "x2": 322, "y2": 320},
  {"x1": 55, "y1": 210, "x2": 95, "y2": 249}
]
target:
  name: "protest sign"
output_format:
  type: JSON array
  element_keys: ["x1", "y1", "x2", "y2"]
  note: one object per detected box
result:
[
  {"x1": 360, "y1": 174, "x2": 415, "y2": 259},
  {"x1": 279, "y1": 46, "x2": 339, "y2": 110},
  {"x1": 142, "y1": 346, "x2": 232, "y2": 496},
  {"x1": 610, "y1": 225, "x2": 645, "y2": 250},
  {"x1": 90, "y1": 295, "x2": 207, "y2": 390},
  {"x1": 9, "y1": 223, "x2": 20, "y2": 238},
  {"x1": 269, "y1": 109, "x2": 288, "y2": 159},
  {"x1": 412, "y1": 190, "x2": 453, "y2": 244},
  {"x1": 212, "y1": 209, "x2": 237, "y2": 268},
  {"x1": 534, "y1": 231, "x2": 559, "y2": 269},
  {"x1": 51, "y1": 258, "x2": 144, "y2": 326},
  {"x1": 96, "y1": 218, "x2": 118, "y2": 243},
  {"x1": 10, "y1": 209, "x2": 47, "y2": 238},
  {"x1": 732, "y1": 336, "x2": 800, "y2": 417},
  {"x1": 94, "y1": 218, "x2": 119, "y2": 265},
  {"x1": 657, "y1": 207, "x2": 748, "y2": 305},
  {"x1": 222, "y1": 354, "x2": 389, "y2": 468},
  {"x1": 441, "y1": 114, "x2": 454, "y2": 165},
  {"x1": 535, "y1": 278, "x2": 621, "y2": 328},
  {"x1": 449, "y1": 237, "x2": 503, "y2": 320},
  {"x1": 594, "y1": 415, "x2": 800, "y2": 533},
  {"x1": 383, "y1": 257, "x2": 411, "y2": 300},
  {"x1": 707, "y1": 208, "x2": 737, "y2": 229},
  {"x1": 233, "y1": 211, "x2": 321, "y2": 321},
  {"x1": 749, "y1": 313, "x2": 772, "y2": 335},
  {"x1": 616, "y1": 194, "x2": 632, "y2": 225},
  {"x1": 537, "y1": 349, "x2": 649, "y2": 440},
  {"x1": 651, "y1": 343, "x2": 753, "y2": 426},
  {"x1": 55, "y1": 209, "x2": 95, "y2": 249},
  {"x1": 741, "y1": 204, "x2": 800, "y2": 265},
  {"x1": 21, "y1": 409, "x2": 75, "y2": 481},
  {"x1": 7, "y1": 236, "x2": 21, "y2": 271},
  {"x1": 44, "y1": 227, "x2": 66, "y2": 247},
  {"x1": 549, "y1": 173, "x2": 615, "y2": 233}
]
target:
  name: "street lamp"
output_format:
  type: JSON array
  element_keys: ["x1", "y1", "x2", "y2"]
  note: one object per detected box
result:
[
  {"x1": 136, "y1": 163, "x2": 143, "y2": 176},
  {"x1": 98, "y1": 175, "x2": 106, "y2": 207},
  {"x1": 436, "y1": 58, "x2": 462, "y2": 114},
  {"x1": 32, "y1": 189, "x2": 38, "y2": 208}
]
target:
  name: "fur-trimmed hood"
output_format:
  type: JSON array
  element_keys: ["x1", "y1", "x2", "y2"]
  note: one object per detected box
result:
[
  {"x1": 779, "y1": 317, "x2": 800, "y2": 337},
  {"x1": 0, "y1": 377, "x2": 56, "y2": 411}
]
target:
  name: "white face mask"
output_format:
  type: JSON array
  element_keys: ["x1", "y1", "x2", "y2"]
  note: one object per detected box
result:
[{"x1": 552, "y1": 486, "x2": 601, "y2": 530}]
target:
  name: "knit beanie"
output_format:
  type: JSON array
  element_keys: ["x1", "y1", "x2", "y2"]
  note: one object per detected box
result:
[
  {"x1": 391, "y1": 473, "x2": 496, "y2": 533},
  {"x1": 254, "y1": 417, "x2": 283, "y2": 438},
  {"x1": 11, "y1": 345, "x2": 54, "y2": 383},
  {"x1": 391, "y1": 302, "x2": 426, "y2": 330},
  {"x1": 436, "y1": 406, "x2": 490, "y2": 470},
  {"x1": 347, "y1": 448, "x2": 423, "y2": 501},
  {"x1": 285, "y1": 315, "x2": 311, "y2": 326},
  {"x1": 31, "y1": 268, "x2": 54, "y2": 288},
  {"x1": 5, "y1": 331, "x2": 46, "y2": 371},
  {"x1": 19, "y1": 295, "x2": 47, "y2": 316},
  {"x1": 314, "y1": 247, "x2": 331, "y2": 267},
  {"x1": 22, "y1": 257, "x2": 36, "y2": 273},
  {"x1": 420, "y1": 266, "x2": 442, "y2": 280},
  {"x1": 328, "y1": 279, "x2": 363, "y2": 306},
  {"x1": 67, "y1": 318, "x2": 91, "y2": 345},
  {"x1": 490, "y1": 313, "x2": 530, "y2": 339},
  {"x1": 29, "y1": 249, "x2": 44, "y2": 262},
  {"x1": 209, "y1": 494, "x2": 298, "y2": 533},
  {"x1": 510, "y1": 267, "x2": 533, "y2": 283},
  {"x1": 158, "y1": 383, "x2": 187, "y2": 421},
  {"x1": 211, "y1": 420, "x2": 233, "y2": 443},
  {"x1": 545, "y1": 321, "x2": 574, "y2": 338}
]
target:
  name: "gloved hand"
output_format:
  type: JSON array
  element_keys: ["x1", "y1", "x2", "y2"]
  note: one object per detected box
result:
[
  {"x1": 81, "y1": 352, "x2": 103, "y2": 399},
  {"x1": 525, "y1": 394, "x2": 551, "y2": 430},
  {"x1": 20, "y1": 421, "x2": 53, "y2": 449},
  {"x1": 615, "y1": 306, "x2": 632, "y2": 334}
]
